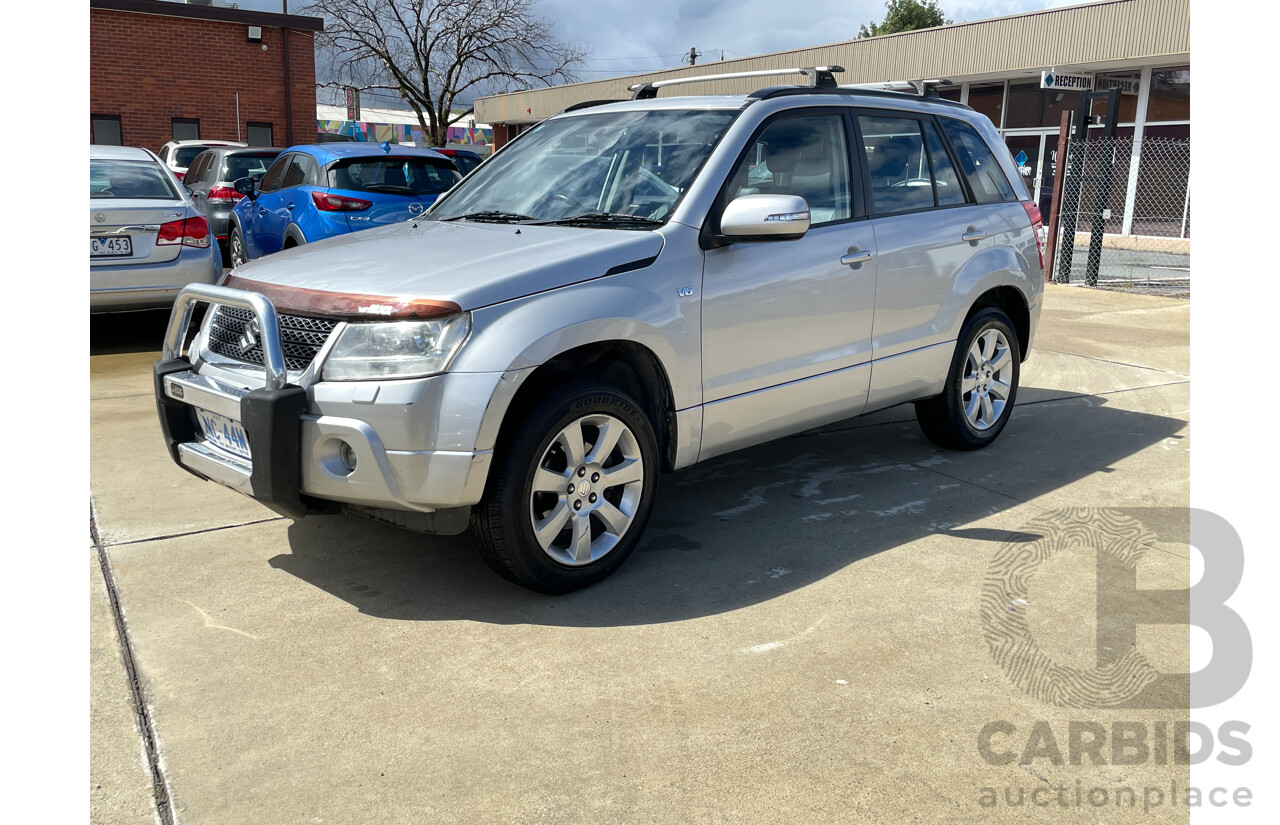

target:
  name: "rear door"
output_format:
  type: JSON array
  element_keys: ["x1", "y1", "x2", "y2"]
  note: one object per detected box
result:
[{"x1": 856, "y1": 110, "x2": 998, "y2": 409}]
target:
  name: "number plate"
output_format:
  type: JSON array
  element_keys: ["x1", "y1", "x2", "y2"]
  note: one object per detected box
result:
[
  {"x1": 91, "y1": 236, "x2": 133, "y2": 257},
  {"x1": 194, "y1": 409, "x2": 252, "y2": 460}
]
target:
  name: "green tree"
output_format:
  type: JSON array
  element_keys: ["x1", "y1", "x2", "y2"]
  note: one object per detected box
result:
[{"x1": 858, "y1": 0, "x2": 951, "y2": 38}]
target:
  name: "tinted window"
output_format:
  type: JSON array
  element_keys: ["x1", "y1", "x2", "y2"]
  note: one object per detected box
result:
[
  {"x1": 173, "y1": 146, "x2": 207, "y2": 168},
  {"x1": 923, "y1": 121, "x2": 965, "y2": 205},
  {"x1": 859, "y1": 115, "x2": 933, "y2": 215},
  {"x1": 259, "y1": 154, "x2": 290, "y2": 193},
  {"x1": 939, "y1": 118, "x2": 1015, "y2": 204},
  {"x1": 449, "y1": 153, "x2": 481, "y2": 175},
  {"x1": 728, "y1": 113, "x2": 851, "y2": 225},
  {"x1": 330, "y1": 157, "x2": 461, "y2": 196},
  {"x1": 224, "y1": 152, "x2": 280, "y2": 183},
  {"x1": 90, "y1": 160, "x2": 180, "y2": 200},
  {"x1": 187, "y1": 152, "x2": 214, "y2": 184},
  {"x1": 282, "y1": 154, "x2": 314, "y2": 189}
]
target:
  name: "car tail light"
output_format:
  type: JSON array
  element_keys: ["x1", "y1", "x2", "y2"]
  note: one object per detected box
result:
[
  {"x1": 174, "y1": 171, "x2": 185, "y2": 182},
  {"x1": 156, "y1": 216, "x2": 212, "y2": 248},
  {"x1": 207, "y1": 185, "x2": 244, "y2": 204},
  {"x1": 312, "y1": 191, "x2": 373, "y2": 212},
  {"x1": 1022, "y1": 201, "x2": 1045, "y2": 270}
]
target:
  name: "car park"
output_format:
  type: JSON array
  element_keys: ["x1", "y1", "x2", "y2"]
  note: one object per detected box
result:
[
  {"x1": 184, "y1": 146, "x2": 284, "y2": 264},
  {"x1": 155, "y1": 66, "x2": 1044, "y2": 593},
  {"x1": 157, "y1": 139, "x2": 247, "y2": 181},
  {"x1": 90, "y1": 145, "x2": 222, "y2": 311},
  {"x1": 226, "y1": 143, "x2": 461, "y2": 265}
]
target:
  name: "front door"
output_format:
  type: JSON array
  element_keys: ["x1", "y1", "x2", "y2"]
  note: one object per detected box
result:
[{"x1": 699, "y1": 110, "x2": 877, "y2": 460}]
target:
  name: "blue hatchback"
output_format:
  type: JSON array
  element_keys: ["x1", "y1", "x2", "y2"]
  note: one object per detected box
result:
[{"x1": 227, "y1": 143, "x2": 460, "y2": 265}]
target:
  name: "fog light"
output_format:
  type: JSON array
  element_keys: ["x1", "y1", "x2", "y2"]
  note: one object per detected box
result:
[{"x1": 339, "y1": 441, "x2": 358, "y2": 472}]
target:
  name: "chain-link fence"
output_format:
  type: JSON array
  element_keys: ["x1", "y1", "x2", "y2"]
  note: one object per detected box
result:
[{"x1": 1052, "y1": 136, "x2": 1190, "y2": 295}]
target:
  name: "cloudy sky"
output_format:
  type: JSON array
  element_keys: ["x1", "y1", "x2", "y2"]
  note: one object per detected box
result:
[{"x1": 232, "y1": 0, "x2": 1079, "y2": 105}]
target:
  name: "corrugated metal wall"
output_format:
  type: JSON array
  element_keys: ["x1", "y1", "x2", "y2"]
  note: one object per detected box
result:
[{"x1": 476, "y1": 0, "x2": 1189, "y2": 124}]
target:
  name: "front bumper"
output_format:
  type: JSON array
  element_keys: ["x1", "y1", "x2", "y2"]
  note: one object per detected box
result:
[{"x1": 154, "y1": 284, "x2": 492, "y2": 521}]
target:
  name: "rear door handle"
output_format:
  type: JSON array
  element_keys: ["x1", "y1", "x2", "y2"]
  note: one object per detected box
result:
[
  {"x1": 286, "y1": 203, "x2": 295, "y2": 210},
  {"x1": 840, "y1": 249, "x2": 874, "y2": 267},
  {"x1": 962, "y1": 228, "x2": 988, "y2": 243},
  {"x1": 258, "y1": 207, "x2": 267, "y2": 216}
]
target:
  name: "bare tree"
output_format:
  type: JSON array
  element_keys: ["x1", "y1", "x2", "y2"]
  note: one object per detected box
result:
[{"x1": 304, "y1": 0, "x2": 587, "y2": 146}]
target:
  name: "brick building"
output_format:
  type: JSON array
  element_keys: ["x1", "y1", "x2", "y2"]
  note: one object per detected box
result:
[{"x1": 90, "y1": 0, "x2": 323, "y2": 151}]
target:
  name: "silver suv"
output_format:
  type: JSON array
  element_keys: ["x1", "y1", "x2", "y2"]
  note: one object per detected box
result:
[{"x1": 155, "y1": 67, "x2": 1044, "y2": 593}]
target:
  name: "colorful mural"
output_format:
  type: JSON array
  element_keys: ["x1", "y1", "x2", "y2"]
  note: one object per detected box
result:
[{"x1": 317, "y1": 119, "x2": 492, "y2": 147}]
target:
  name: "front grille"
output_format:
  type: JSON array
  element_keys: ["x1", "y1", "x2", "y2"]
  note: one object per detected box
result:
[{"x1": 206, "y1": 305, "x2": 339, "y2": 372}]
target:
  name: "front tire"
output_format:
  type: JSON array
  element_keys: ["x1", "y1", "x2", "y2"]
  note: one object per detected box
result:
[
  {"x1": 471, "y1": 380, "x2": 660, "y2": 593},
  {"x1": 915, "y1": 306, "x2": 1021, "y2": 450}
]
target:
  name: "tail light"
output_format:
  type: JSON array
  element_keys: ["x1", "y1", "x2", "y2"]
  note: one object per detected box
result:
[
  {"x1": 174, "y1": 171, "x2": 185, "y2": 182},
  {"x1": 206, "y1": 185, "x2": 244, "y2": 204},
  {"x1": 312, "y1": 191, "x2": 373, "y2": 212},
  {"x1": 1022, "y1": 201, "x2": 1045, "y2": 270},
  {"x1": 156, "y1": 216, "x2": 212, "y2": 248}
]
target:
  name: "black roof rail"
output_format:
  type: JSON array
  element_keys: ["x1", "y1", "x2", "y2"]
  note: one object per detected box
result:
[
  {"x1": 747, "y1": 84, "x2": 972, "y2": 110},
  {"x1": 629, "y1": 66, "x2": 844, "y2": 100},
  {"x1": 562, "y1": 99, "x2": 626, "y2": 113}
]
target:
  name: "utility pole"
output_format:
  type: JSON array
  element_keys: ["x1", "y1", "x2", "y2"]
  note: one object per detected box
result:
[{"x1": 686, "y1": 47, "x2": 701, "y2": 66}]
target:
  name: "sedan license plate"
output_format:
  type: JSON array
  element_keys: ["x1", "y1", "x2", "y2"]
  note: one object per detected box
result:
[
  {"x1": 91, "y1": 236, "x2": 133, "y2": 257},
  {"x1": 195, "y1": 409, "x2": 252, "y2": 460}
]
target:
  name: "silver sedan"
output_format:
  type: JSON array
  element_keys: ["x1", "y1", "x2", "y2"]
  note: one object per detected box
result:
[{"x1": 90, "y1": 145, "x2": 222, "y2": 311}]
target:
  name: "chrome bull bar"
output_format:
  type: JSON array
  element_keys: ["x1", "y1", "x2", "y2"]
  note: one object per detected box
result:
[{"x1": 163, "y1": 283, "x2": 288, "y2": 390}]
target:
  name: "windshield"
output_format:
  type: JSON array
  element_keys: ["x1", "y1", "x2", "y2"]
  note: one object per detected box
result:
[
  {"x1": 329, "y1": 157, "x2": 461, "y2": 196},
  {"x1": 90, "y1": 159, "x2": 180, "y2": 200},
  {"x1": 225, "y1": 152, "x2": 281, "y2": 182},
  {"x1": 428, "y1": 109, "x2": 739, "y2": 226}
]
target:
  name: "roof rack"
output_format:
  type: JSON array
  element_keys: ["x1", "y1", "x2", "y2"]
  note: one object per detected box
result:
[
  {"x1": 843, "y1": 79, "x2": 954, "y2": 98},
  {"x1": 629, "y1": 66, "x2": 844, "y2": 100},
  {"x1": 562, "y1": 99, "x2": 627, "y2": 113}
]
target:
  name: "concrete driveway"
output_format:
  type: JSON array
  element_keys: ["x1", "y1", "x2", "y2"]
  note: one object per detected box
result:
[{"x1": 91, "y1": 285, "x2": 1191, "y2": 824}]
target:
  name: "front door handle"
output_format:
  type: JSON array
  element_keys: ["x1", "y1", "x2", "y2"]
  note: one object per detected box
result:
[
  {"x1": 962, "y1": 227, "x2": 989, "y2": 243},
  {"x1": 840, "y1": 248, "x2": 874, "y2": 267}
]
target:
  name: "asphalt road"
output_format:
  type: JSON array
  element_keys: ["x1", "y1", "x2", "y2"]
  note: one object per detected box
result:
[{"x1": 91, "y1": 286, "x2": 1192, "y2": 824}]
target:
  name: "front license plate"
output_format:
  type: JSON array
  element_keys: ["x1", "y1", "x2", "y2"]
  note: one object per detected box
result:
[
  {"x1": 91, "y1": 236, "x2": 133, "y2": 257},
  {"x1": 195, "y1": 409, "x2": 252, "y2": 460}
]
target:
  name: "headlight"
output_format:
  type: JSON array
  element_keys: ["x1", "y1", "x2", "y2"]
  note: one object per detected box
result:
[{"x1": 322, "y1": 314, "x2": 470, "y2": 381}]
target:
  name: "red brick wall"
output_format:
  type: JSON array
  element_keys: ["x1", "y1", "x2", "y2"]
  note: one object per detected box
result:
[{"x1": 90, "y1": 9, "x2": 316, "y2": 151}]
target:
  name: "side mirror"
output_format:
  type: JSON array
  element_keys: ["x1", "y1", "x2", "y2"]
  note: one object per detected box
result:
[
  {"x1": 234, "y1": 177, "x2": 258, "y2": 200},
  {"x1": 720, "y1": 194, "x2": 811, "y2": 242},
  {"x1": 183, "y1": 184, "x2": 195, "y2": 199}
]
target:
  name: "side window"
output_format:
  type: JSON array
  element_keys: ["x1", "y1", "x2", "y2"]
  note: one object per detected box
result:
[
  {"x1": 939, "y1": 117, "x2": 1015, "y2": 204},
  {"x1": 259, "y1": 154, "x2": 290, "y2": 193},
  {"x1": 859, "y1": 115, "x2": 933, "y2": 215},
  {"x1": 282, "y1": 155, "x2": 310, "y2": 189},
  {"x1": 727, "y1": 114, "x2": 851, "y2": 225},
  {"x1": 923, "y1": 122, "x2": 966, "y2": 206},
  {"x1": 189, "y1": 152, "x2": 213, "y2": 184}
]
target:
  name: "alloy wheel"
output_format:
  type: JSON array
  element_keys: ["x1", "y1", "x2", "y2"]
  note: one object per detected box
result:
[{"x1": 962, "y1": 328, "x2": 1014, "y2": 431}]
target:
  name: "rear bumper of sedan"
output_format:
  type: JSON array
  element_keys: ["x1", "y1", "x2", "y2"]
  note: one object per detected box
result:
[{"x1": 90, "y1": 244, "x2": 222, "y2": 311}]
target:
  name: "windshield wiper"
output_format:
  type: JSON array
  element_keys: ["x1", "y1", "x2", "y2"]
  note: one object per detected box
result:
[
  {"x1": 440, "y1": 210, "x2": 534, "y2": 223},
  {"x1": 364, "y1": 183, "x2": 418, "y2": 195},
  {"x1": 532, "y1": 212, "x2": 664, "y2": 228}
]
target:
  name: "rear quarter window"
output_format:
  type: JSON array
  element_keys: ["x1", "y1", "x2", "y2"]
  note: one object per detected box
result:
[{"x1": 939, "y1": 117, "x2": 1016, "y2": 204}]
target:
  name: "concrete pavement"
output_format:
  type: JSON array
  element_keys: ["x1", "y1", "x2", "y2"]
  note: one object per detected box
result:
[{"x1": 90, "y1": 285, "x2": 1192, "y2": 823}]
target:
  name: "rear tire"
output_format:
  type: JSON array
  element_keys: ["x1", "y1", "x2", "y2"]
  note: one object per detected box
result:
[
  {"x1": 471, "y1": 380, "x2": 660, "y2": 593},
  {"x1": 915, "y1": 306, "x2": 1021, "y2": 450},
  {"x1": 229, "y1": 225, "x2": 248, "y2": 268}
]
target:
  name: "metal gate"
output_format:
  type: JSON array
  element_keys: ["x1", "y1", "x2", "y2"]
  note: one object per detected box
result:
[{"x1": 1052, "y1": 135, "x2": 1191, "y2": 294}]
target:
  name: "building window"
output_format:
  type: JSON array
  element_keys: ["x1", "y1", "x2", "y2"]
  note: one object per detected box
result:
[
  {"x1": 1146, "y1": 66, "x2": 1190, "y2": 122},
  {"x1": 967, "y1": 83, "x2": 1005, "y2": 128},
  {"x1": 246, "y1": 122, "x2": 274, "y2": 146},
  {"x1": 91, "y1": 114, "x2": 122, "y2": 146},
  {"x1": 172, "y1": 118, "x2": 200, "y2": 141}
]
